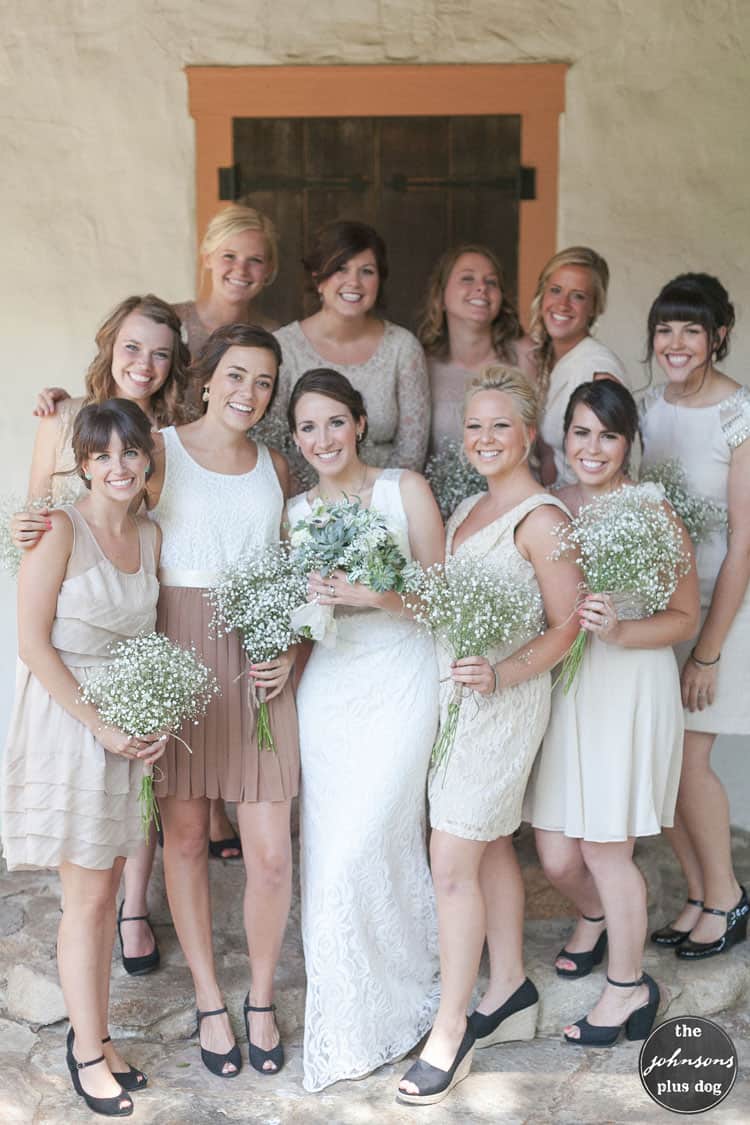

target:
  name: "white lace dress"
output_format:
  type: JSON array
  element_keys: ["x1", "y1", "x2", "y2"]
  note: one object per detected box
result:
[
  {"x1": 429, "y1": 492, "x2": 564, "y2": 841},
  {"x1": 289, "y1": 469, "x2": 440, "y2": 1092}
]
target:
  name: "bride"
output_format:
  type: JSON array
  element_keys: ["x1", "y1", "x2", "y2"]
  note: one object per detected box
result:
[{"x1": 286, "y1": 367, "x2": 444, "y2": 1092}]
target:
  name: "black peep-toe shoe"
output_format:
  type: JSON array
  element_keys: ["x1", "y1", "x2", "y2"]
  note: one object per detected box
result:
[
  {"x1": 556, "y1": 913, "x2": 608, "y2": 978},
  {"x1": 195, "y1": 1005, "x2": 242, "y2": 1078},
  {"x1": 563, "y1": 973, "x2": 660, "y2": 1048},
  {"x1": 468, "y1": 977, "x2": 538, "y2": 1047},
  {"x1": 243, "y1": 995, "x2": 285, "y2": 1074},
  {"x1": 650, "y1": 897, "x2": 704, "y2": 947},
  {"x1": 396, "y1": 1022, "x2": 475, "y2": 1106},
  {"x1": 65, "y1": 1028, "x2": 133, "y2": 1117},
  {"x1": 102, "y1": 1035, "x2": 148, "y2": 1091},
  {"x1": 116, "y1": 901, "x2": 160, "y2": 976},
  {"x1": 676, "y1": 886, "x2": 749, "y2": 959}
]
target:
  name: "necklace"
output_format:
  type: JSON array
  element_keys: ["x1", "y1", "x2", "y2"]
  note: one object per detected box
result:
[{"x1": 317, "y1": 461, "x2": 370, "y2": 502}]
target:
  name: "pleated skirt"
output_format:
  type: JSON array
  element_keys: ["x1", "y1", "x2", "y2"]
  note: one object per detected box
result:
[{"x1": 154, "y1": 586, "x2": 299, "y2": 803}]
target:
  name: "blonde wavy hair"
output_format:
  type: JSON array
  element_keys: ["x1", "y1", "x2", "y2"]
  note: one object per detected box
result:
[
  {"x1": 465, "y1": 364, "x2": 540, "y2": 467},
  {"x1": 84, "y1": 295, "x2": 192, "y2": 427},
  {"x1": 418, "y1": 244, "x2": 522, "y2": 362},
  {"x1": 528, "y1": 246, "x2": 610, "y2": 401},
  {"x1": 200, "y1": 202, "x2": 279, "y2": 285}
]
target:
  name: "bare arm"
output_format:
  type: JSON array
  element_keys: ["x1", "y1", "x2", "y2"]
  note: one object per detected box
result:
[
  {"x1": 11, "y1": 415, "x2": 63, "y2": 548},
  {"x1": 33, "y1": 386, "x2": 71, "y2": 417}
]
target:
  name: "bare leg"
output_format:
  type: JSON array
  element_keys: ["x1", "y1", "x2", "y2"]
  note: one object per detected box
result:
[
  {"x1": 675, "y1": 731, "x2": 741, "y2": 943},
  {"x1": 659, "y1": 811, "x2": 705, "y2": 932},
  {"x1": 563, "y1": 839, "x2": 649, "y2": 1036},
  {"x1": 160, "y1": 795, "x2": 237, "y2": 1073},
  {"x1": 209, "y1": 798, "x2": 241, "y2": 858},
  {"x1": 398, "y1": 830, "x2": 485, "y2": 1095},
  {"x1": 119, "y1": 834, "x2": 158, "y2": 959},
  {"x1": 58, "y1": 861, "x2": 131, "y2": 1108},
  {"x1": 534, "y1": 828, "x2": 606, "y2": 971},
  {"x1": 474, "y1": 835, "x2": 526, "y2": 1012},
  {"x1": 235, "y1": 799, "x2": 292, "y2": 1068}
]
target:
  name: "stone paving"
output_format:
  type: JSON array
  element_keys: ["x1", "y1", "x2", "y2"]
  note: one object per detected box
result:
[{"x1": 1, "y1": 826, "x2": 748, "y2": 1124}]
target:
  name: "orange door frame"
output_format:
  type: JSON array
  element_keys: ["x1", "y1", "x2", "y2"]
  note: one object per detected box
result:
[{"x1": 186, "y1": 63, "x2": 566, "y2": 319}]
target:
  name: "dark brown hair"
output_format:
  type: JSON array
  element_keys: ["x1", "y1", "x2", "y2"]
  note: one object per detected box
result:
[
  {"x1": 288, "y1": 368, "x2": 369, "y2": 444},
  {"x1": 189, "y1": 323, "x2": 283, "y2": 413},
  {"x1": 563, "y1": 379, "x2": 639, "y2": 458},
  {"x1": 646, "y1": 272, "x2": 735, "y2": 365},
  {"x1": 302, "y1": 220, "x2": 388, "y2": 309},
  {"x1": 72, "y1": 399, "x2": 155, "y2": 488}
]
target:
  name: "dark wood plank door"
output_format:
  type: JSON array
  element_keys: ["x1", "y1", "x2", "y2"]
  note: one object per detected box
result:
[{"x1": 231, "y1": 115, "x2": 521, "y2": 331}]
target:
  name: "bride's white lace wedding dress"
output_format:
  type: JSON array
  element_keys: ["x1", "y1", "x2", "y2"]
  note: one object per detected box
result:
[{"x1": 288, "y1": 469, "x2": 440, "y2": 1092}]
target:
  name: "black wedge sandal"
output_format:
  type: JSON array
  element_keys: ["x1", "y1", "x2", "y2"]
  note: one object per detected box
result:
[
  {"x1": 65, "y1": 1029, "x2": 133, "y2": 1117},
  {"x1": 397, "y1": 1022, "x2": 475, "y2": 1106},
  {"x1": 676, "y1": 886, "x2": 749, "y2": 959},
  {"x1": 468, "y1": 977, "x2": 539, "y2": 1047},
  {"x1": 563, "y1": 973, "x2": 660, "y2": 1048},
  {"x1": 556, "y1": 913, "x2": 608, "y2": 979},
  {"x1": 243, "y1": 995, "x2": 284, "y2": 1074},
  {"x1": 650, "y1": 897, "x2": 704, "y2": 947},
  {"x1": 116, "y1": 901, "x2": 160, "y2": 976},
  {"x1": 195, "y1": 1005, "x2": 242, "y2": 1078}
]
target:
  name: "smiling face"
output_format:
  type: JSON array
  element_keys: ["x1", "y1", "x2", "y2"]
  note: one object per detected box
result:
[
  {"x1": 541, "y1": 265, "x2": 596, "y2": 354},
  {"x1": 203, "y1": 228, "x2": 271, "y2": 307},
  {"x1": 110, "y1": 312, "x2": 174, "y2": 404},
  {"x1": 463, "y1": 389, "x2": 533, "y2": 478},
  {"x1": 82, "y1": 431, "x2": 150, "y2": 502},
  {"x1": 317, "y1": 250, "x2": 379, "y2": 318},
  {"x1": 203, "y1": 345, "x2": 278, "y2": 430},
  {"x1": 564, "y1": 402, "x2": 629, "y2": 491},
  {"x1": 293, "y1": 391, "x2": 364, "y2": 477},
  {"x1": 443, "y1": 251, "x2": 502, "y2": 327},
  {"x1": 652, "y1": 320, "x2": 714, "y2": 391}
]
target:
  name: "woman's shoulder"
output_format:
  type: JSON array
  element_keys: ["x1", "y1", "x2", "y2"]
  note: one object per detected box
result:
[
  {"x1": 719, "y1": 382, "x2": 750, "y2": 450},
  {"x1": 383, "y1": 321, "x2": 423, "y2": 354},
  {"x1": 274, "y1": 320, "x2": 302, "y2": 344},
  {"x1": 172, "y1": 299, "x2": 194, "y2": 318},
  {"x1": 563, "y1": 335, "x2": 627, "y2": 382}
]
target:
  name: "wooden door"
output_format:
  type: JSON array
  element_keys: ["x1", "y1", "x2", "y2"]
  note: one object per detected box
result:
[{"x1": 231, "y1": 115, "x2": 522, "y2": 331}]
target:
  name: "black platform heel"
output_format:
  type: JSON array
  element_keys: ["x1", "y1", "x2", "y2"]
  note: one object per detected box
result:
[
  {"x1": 195, "y1": 1005, "x2": 242, "y2": 1078},
  {"x1": 65, "y1": 1028, "x2": 133, "y2": 1117},
  {"x1": 243, "y1": 995, "x2": 284, "y2": 1074},
  {"x1": 397, "y1": 1021, "x2": 475, "y2": 1106},
  {"x1": 650, "y1": 897, "x2": 704, "y2": 947},
  {"x1": 563, "y1": 973, "x2": 660, "y2": 1047},
  {"x1": 116, "y1": 901, "x2": 160, "y2": 976},
  {"x1": 556, "y1": 913, "x2": 608, "y2": 978},
  {"x1": 468, "y1": 977, "x2": 538, "y2": 1047},
  {"x1": 101, "y1": 1035, "x2": 148, "y2": 1091},
  {"x1": 676, "y1": 886, "x2": 749, "y2": 959}
]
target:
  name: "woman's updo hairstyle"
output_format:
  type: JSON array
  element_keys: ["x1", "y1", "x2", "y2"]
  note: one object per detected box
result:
[
  {"x1": 302, "y1": 220, "x2": 388, "y2": 309},
  {"x1": 465, "y1": 364, "x2": 540, "y2": 468},
  {"x1": 288, "y1": 367, "x2": 369, "y2": 445},
  {"x1": 563, "y1": 379, "x2": 639, "y2": 459},
  {"x1": 646, "y1": 272, "x2": 735, "y2": 364},
  {"x1": 200, "y1": 203, "x2": 279, "y2": 285},
  {"x1": 72, "y1": 399, "x2": 155, "y2": 489},
  {"x1": 189, "y1": 323, "x2": 282, "y2": 413}
]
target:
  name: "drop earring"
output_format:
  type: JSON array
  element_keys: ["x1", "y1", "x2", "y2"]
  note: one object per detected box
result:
[
  {"x1": 84, "y1": 472, "x2": 92, "y2": 480},
  {"x1": 202, "y1": 386, "x2": 210, "y2": 402}
]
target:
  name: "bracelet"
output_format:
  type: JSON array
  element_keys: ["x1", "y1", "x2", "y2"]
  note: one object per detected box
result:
[{"x1": 690, "y1": 647, "x2": 721, "y2": 667}]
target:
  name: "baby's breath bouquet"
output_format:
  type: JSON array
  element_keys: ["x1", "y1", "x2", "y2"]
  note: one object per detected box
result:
[
  {"x1": 639, "y1": 459, "x2": 727, "y2": 545},
  {"x1": 0, "y1": 495, "x2": 60, "y2": 577},
  {"x1": 288, "y1": 496, "x2": 409, "y2": 646},
  {"x1": 405, "y1": 556, "x2": 544, "y2": 772},
  {"x1": 425, "y1": 442, "x2": 487, "y2": 519},
  {"x1": 80, "y1": 633, "x2": 220, "y2": 838},
  {"x1": 554, "y1": 483, "x2": 691, "y2": 692},
  {"x1": 209, "y1": 545, "x2": 307, "y2": 752}
]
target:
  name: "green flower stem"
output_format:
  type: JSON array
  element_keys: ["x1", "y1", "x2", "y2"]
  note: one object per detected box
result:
[
  {"x1": 138, "y1": 767, "x2": 160, "y2": 843},
  {"x1": 255, "y1": 686, "x2": 277, "y2": 753},
  {"x1": 558, "y1": 629, "x2": 588, "y2": 694},
  {"x1": 431, "y1": 685, "x2": 463, "y2": 777}
]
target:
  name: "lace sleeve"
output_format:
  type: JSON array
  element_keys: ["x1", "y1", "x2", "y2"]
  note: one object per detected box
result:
[
  {"x1": 388, "y1": 330, "x2": 430, "y2": 472},
  {"x1": 719, "y1": 386, "x2": 750, "y2": 450}
]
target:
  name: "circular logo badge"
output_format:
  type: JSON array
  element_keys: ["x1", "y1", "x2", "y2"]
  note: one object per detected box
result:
[{"x1": 639, "y1": 1016, "x2": 738, "y2": 1114}]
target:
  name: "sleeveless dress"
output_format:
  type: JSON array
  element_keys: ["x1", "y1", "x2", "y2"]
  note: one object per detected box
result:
[
  {"x1": 641, "y1": 386, "x2": 750, "y2": 735},
  {"x1": 526, "y1": 484, "x2": 685, "y2": 841},
  {"x1": 428, "y1": 492, "x2": 564, "y2": 841},
  {"x1": 2, "y1": 507, "x2": 159, "y2": 870},
  {"x1": 289, "y1": 469, "x2": 440, "y2": 1092},
  {"x1": 151, "y1": 427, "x2": 299, "y2": 802}
]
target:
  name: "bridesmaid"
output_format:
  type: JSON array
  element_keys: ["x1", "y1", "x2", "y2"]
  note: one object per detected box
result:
[
  {"x1": 528, "y1": 246, "x2": 628, "y2": 485},
  {"x1": 286, "y1": 368, "x2": 444, "y2": 1092},
  {"x1": 528, "y1": 380, "x2": 699, "y2": 1046},
  {"x1": 397, "y1": 366, "x2": 581, "y2": 1106},
  {"x1": 641, "y1": 273, "x2": 750, "y2": 957},
  {"x1": 418, "y1": 243, "x2": 536, "y2": 454},
  {"x1": 2, "y1": 400, "x2": 165, "y2": 1116},
  {"x1": 147, "y1": 323, "x2": 297, "y2": 1078}
]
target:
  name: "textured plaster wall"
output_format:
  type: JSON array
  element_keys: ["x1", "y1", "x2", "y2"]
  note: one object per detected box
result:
[{"x1": 1, "y1": 1, "x2": 749, "y2": 725}]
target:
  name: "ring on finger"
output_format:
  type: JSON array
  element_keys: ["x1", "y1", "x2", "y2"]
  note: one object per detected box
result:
[{"x1": 329, "y1": 584, "x2": 335, "y2": 596}]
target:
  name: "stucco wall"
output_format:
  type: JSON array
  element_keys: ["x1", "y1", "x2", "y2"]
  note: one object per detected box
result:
[{"x1": 1, "y1": 1, "x2": 749, "y2": 727}]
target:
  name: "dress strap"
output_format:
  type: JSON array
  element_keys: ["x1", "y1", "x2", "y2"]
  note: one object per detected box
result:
[{"x1": 507, "y1": 492, "x2": 572, "y2": 531}]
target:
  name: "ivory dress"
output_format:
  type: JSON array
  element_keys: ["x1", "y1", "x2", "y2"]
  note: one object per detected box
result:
[
  {"x1": 2, "y1": 507, "x2": 159, "y2": 870},
  {"x1": 526, "y1": 485, "x2": 685, "y2": 841},
  {"x1": 289, "y1": 470, "x2": 440, "y2": 1092},
  {"x1": 151, "y1": 427, "x2": 299, "y2": 801},
  {"x1": 428, "y1": 492, "x2": 562, "y2": 841},
  {"x1": 641, "y1": 384, "x2": 750, "y2": 734}
]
